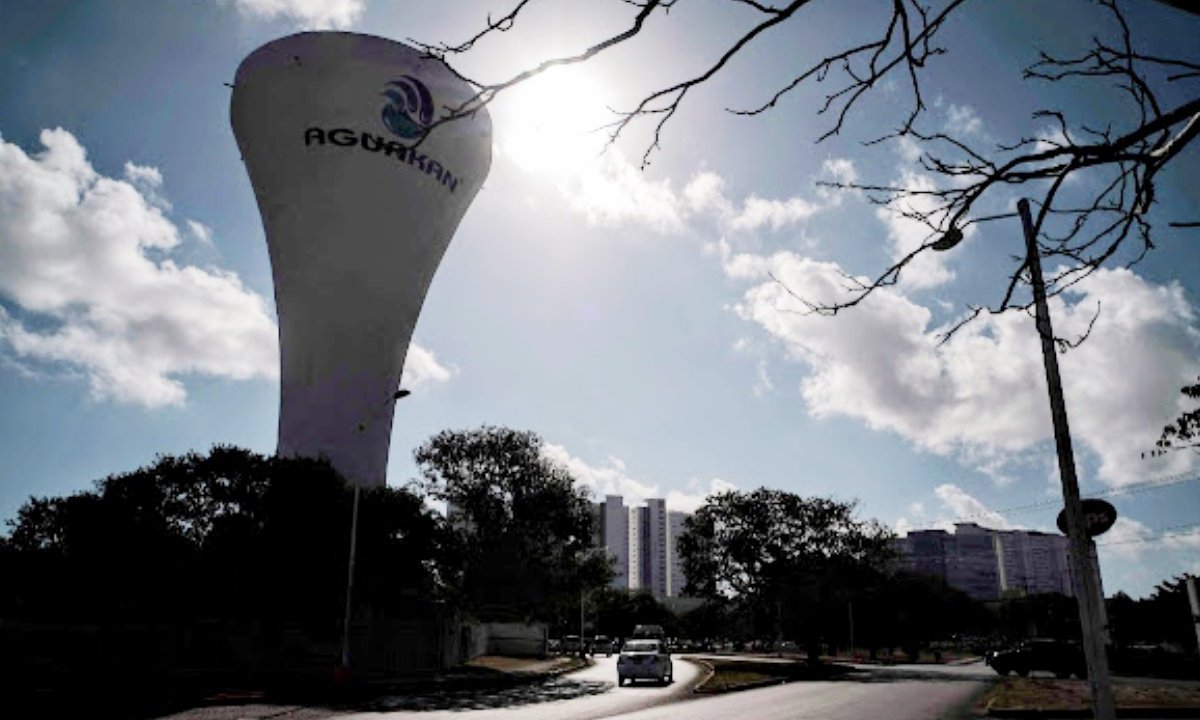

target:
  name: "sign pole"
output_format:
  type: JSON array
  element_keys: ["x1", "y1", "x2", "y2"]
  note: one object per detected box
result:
[{"x1": 1018, "y1": 198, "x2": 1115, "y2": 720}]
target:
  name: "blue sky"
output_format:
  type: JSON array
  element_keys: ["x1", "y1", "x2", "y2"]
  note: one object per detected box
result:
[{"x1": 1, "y1": 0, "x2": 1198, "y2": 598}]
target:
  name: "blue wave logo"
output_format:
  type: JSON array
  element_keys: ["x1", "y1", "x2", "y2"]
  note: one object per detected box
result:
[{"x1": 381, "y1": 76, "x2": 434, "y2": 140}]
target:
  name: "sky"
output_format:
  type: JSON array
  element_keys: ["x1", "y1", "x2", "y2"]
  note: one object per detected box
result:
[{"x1": 1, "y1": 0, "x2": 1198, "y2": 599}]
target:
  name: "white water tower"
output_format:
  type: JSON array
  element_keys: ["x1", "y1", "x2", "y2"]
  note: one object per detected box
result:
[{"x1": 232, "y1": 32, "x2": 491, "y2": 486}]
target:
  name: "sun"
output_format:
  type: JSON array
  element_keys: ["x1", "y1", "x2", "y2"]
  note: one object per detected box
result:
[{"x1": 500, "y1": 66, "x2": 613, "y2": 174}]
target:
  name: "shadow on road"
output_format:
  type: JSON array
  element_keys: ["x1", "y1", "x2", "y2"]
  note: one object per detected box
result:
[
  {"x1": 836, "y1": 667, "x2": 992, "y2": 684},
  {"x1": 366, "y1": 676, "x2": 614, "y2": 712}
]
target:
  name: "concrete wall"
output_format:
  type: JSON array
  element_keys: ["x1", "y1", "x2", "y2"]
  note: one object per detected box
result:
[{"x1": 482, "y1": 622, "x2": 548, "y2": 658}]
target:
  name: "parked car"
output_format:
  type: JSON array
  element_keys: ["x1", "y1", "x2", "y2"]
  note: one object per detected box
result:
[
  {"x1": 593, "y1": 635, "x2": 616, "y2": 656},
  {"x1": 618, "y1": 639, "x2": 674, "y2": 685},
  {"x1": 987, "y1": 639, "x2": 1087, "y2": 679},
  {"x1": 561, "y1": 635, "x2": 583, "y2": 655}
]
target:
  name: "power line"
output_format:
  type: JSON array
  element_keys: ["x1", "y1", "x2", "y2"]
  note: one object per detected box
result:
[
  {"x1": 948, "y1": 469, "x2": 1200, "y2": 523},
  {"x1": 1096, "y1": 522, "x2": 1200, "y2": 547}
]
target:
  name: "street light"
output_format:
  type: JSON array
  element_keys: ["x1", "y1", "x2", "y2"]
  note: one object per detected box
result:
[
  {"x1": 339, "y1": 387, "x2": 411, "y2": 680},
  {"x1": 932, "y1": 201, "x2": 1116, "y2": 720}
]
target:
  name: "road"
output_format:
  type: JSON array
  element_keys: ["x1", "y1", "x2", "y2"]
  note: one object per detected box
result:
[
  {"x1": 343, "y1": 655, "x2": 703, "y2": 720},
  {"x1": 343, "y1": 657, "x2": 988, "y2": 720},
  {"x1": 160, "y1": 657, "x2": 989, "y2": 720}
]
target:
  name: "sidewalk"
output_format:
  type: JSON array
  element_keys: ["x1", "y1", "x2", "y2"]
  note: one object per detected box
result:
[{"x1": 154, "y1": 656, "x2": 590, "y2": 720}]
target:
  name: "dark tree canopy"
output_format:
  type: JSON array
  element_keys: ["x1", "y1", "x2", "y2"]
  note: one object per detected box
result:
[
  {"x1": 1152, "y1": 376, "x2": 1200, "y2": 455},
  {"x1": 1, "y1": 446, "x2": 454, "y2": 624},
  {"x1": 678, "y1": 488, "x2": 895, "y2": 604},
  {"x1": 414, "y1": 425, "x2": 612, "y2": 621}
]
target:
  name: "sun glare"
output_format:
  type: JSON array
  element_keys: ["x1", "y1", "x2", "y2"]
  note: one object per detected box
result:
[{"x1": 500, "y1": 67, "x2": 612, "y2": 174}]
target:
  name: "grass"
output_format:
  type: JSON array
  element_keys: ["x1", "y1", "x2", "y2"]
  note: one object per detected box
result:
[
  {"x1": 689, "y1": 658, "x2": 852, "y2": 694},
  {"x1": 980, "y1": 678, "x2": 1200, "y2": 713}
]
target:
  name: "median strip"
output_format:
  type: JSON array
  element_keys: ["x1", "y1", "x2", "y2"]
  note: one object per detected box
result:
[{"x1": 685, "y1": 657, "x2": 853, "y2": 694}]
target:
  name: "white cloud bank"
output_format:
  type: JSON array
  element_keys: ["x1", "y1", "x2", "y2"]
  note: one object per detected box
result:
[
  {"x1": 720, "y1": 245, "x2": 1200, "y2": 487},
  {"x1": 222, "y1": 0, "x2": 363, "y2": 29},
  {"x1": 0, "y1": 128, "x2": 452, "y2": 407},
  {"x1": 543, "y1": 442, "x2": 735, "y2": 512}
]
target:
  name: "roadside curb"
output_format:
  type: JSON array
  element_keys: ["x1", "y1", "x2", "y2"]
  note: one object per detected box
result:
[
  {"x1": 988, "y1": 708, "x2": 1200, "y2": 719},
  {"x1": 534, "y1": 656, "x2": 594, "y2": 678},
  {"x1": 687, "y1": 658, "x2": 716, "y2": 694},
  {"x1": 685, "y1": 657, "x2": 789, "y2": 695}
]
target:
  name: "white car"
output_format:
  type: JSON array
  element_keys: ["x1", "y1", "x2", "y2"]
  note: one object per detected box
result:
[{"x1": 617, "y1": 639, "x2": 673, "y2": 685}]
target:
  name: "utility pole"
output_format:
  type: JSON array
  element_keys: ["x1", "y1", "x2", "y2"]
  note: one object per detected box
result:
[
  {"x1": 848, "y1": 601, "x2": 855, "y2": 659},
  {"x1": 1187, "y1": 576, "x2": 1200, "y2": 657},
  {"x1": 1018, "y1": 199, "x2": 1115, "y2": 720},
  {"x1": 340, "y1": 484, "x2": 361, "y2": 672}
]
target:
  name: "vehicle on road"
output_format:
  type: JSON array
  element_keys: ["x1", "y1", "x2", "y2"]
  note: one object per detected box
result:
[
  {"x1": 593, "y1": 635, "x2": 616, "y2": 656},
  {"x1": 631, "y1": 624, "x2": 666, "y2": 641},
  {"x1": 986, "y1": 639, "x2": 1087, "y2": 679},
  {"x1": 618, "y1": 639, "x2": 674, "y2": 686},
  {"x1": 561, "y1": 635, "x2": 584, "y2": 655}
]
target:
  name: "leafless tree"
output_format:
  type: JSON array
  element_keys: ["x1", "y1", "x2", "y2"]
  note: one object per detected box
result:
[{"x1": 415, "y1": 0, "x2": 1199, "y2": 340}]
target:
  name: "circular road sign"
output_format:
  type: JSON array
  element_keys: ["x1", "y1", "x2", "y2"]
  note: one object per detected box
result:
[{"x1": 1056, "y1": 498, "x2": 1118, "y2": 538}]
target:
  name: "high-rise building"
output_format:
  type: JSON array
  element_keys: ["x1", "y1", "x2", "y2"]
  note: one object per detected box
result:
[
  {"x1": 994, "y1": 528, "x2": 1074, "y2": 596},
  {"x1": 590, "y1": 495, "x2": 690, "y2": 598},
  {"x1": 896, "y1": 522, "x2": 1080, "y2": 601},
  {"x1": 628, "y1": 507, "x2": 643, "y2": 591},
  {"x1": 947, "y1": 523, "x2": 1002, "y2": 600},
  {"x1": 596, "y1": 495, "x2": 629, "y2": 589},
  {"x1": 644, "y1": 499, "x2": 669, "y2": 598}
]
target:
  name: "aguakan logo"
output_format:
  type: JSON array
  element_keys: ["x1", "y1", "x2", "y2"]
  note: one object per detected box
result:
[
  {"x1": 301, "y1": 75, "x2": 465, "y2": 193},
  {"x1": 381, "y1": 75, "x2": 434, "y2": 140}
]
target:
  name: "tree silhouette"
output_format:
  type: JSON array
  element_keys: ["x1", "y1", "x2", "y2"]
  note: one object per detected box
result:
[
  {"x1": 417, "y1": 0, "x2": 1198, "y2": 340},
  {"x1": 678, "y1": 488, "x2": 894, "y2": 659},
  {"x1": 1152, "y1": 376, "x2": 1200, "y2": 455},
  {"x1": 414, "y1": 426, "x2": 613, "y2": 621}
]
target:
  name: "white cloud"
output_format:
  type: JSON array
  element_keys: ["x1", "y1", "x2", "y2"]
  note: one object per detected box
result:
[
  {"x1": 945, "y1": 104, "x2": 983, "y2": 136},
  {"x1": 560, "y1": 149, "x2": 687, "y2": 234},
  {"x1": 0, "y1": 128, "x2": 456, "y2": 408},
  {"x1": 725, "y1": 246, "x2": 1200, "y2": 487},
  {"x1": 123, "y1": 161, "x2": 163, "y2": 190},
  {"x1": 729, "y1": 195, "x2": 821, "y2": 233},
  {"x1": 821, "y1": 157, "x2": 858, "y2": 186},
  {"x1": 0, "y1": 129, "x2": 277, "y2": 408},
  {"x1": 543, "y1": 443, "x2": 661, "y2": 505},
  {"x1": 934, "y1": 483, "x2": 1014, "y2": 530},
  {"x1": 1162, "y1": 528, "x2": 1200, "y2": 552},
  {"x1": 666, "y1": 477, "x2": 738, "y2": 514},
  {"x1": 1099, "y1": 516, "x2": 1155, "y2": 561},
  {"x1": 222, "y1": 0, "x2": 363, "y2": 29},
  {"x1": 752, "y1": 358, "x2": 774, "y2": 397},
  {"x1": 186, "y1": 220, "x2": 214, "y2": 246},
  {"x1": 875, "y1": 171, "x2": 960, "y2": 290},
  {"x1": 542, "y1": 443, "x2": 735, "y2": 514},
  {"x1": 400, "y1": 343, "x2": 456, "y2": 389},
  {"x1": 684, "y1": 172, "x2": 732, "y2": 216}
]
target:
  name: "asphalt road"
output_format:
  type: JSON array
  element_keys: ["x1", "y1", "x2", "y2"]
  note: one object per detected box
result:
[
  {"x1": 601, "y1": 678, "x2": 985, "y2": 720},
  {"x1": 160, "y1": 658, "x2": 990, "y2": 720},
  {"x1": 344, "y1": 655, "x2": 703, "y2": 720}
]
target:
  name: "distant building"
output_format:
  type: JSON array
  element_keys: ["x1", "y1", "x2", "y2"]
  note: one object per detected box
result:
[
  {"x1": 994, "y1": 528, "x2": 1075, "y2": 596},
  {"x1": 596, "y1": 495, "x2": 630, "y2": 589},
  {"x1": 628, "y1": 507, "x2": 643, "y2": 591},
  {"x1": 644, "y1": 499, "x2": 670, "y2": 598},
  {"x1": 895, "y1": 522, "x2": 1081, "y2": 601},
  {"x1": 591, "y1": 495, "x2": 691, "y2": 599}
]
